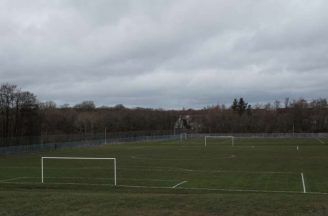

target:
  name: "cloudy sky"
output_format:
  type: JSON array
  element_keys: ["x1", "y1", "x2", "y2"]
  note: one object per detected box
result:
[{"x1": 1, "y1": 0, "x2": 328, "y2": 109}]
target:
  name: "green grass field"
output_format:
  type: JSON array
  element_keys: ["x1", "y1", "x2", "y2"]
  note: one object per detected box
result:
[{"x1": 1, "y1": 136, "x2": 328, "y2": 215}]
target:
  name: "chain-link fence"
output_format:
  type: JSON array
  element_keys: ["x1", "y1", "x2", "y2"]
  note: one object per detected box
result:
[
  {"x1": 0, "y1": 134, "x2": 180, "y2": 155},
  {"x1": 188, "y1": 133, "x2": 328, "y2": 139},
  {"x1": 1, "y1": 132, "x2": 327, "y2": 155}
]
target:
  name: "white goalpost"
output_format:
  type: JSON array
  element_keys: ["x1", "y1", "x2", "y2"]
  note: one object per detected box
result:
[
  {"x1": 204, "y1": 136, "x2": 234, "y2": 147},
  {"x1": 41, "y1": 157, "x2": 117, "y2": 186}
]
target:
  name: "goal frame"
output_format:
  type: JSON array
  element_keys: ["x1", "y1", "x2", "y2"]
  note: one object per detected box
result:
[
  {"x1": 204, "y1": 136, "x2": 234, "y2": 147},
  {"x1": 41, "y1": 157, "x2": 117, "y2": 186}
]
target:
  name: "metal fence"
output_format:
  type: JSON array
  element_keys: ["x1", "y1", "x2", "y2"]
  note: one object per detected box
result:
[
  {"x1": 189, "y1": 133, "x2": 328, "y2": 139},
  {"x1": 0, "y1": 130, "x2": 173, "y2": 147},
  {"x1": 1, "y1": 133, "x2": 327, "y2": 155},
  {"x1": 0, "y1": 134, "x2": 180, "y2": 155}
]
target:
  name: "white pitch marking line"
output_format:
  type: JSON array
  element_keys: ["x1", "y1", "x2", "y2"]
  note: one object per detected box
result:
[
  {"x1": 301, "y1": 172, "x2": 306, "y2": 193},
  {"x1": 117, "y1": 184, "x2": 319, "y2": 195},
  {"x1": 0, "y1": 181, "x2": 115, "y2": 187},
  {"x1": 172, "y1": 180, "x2": 188, "y2": 188},
  {"x1": 1, "y1": 181, "x2": 328, "y2": 196},
  {"x1": 43, "y1": 182, "x2": 114, "y2": 187},
  {"x1": 0, "y1": 177, "x2": 27, "y2": 182},
  {"x1": 118, "y1": 166, "x2": 296, "y2": 174},
  {"x1": 297, "y1": 145, "x2": 299, "y2": 151},
  {"x1": 316, "y1": 138, "x2": 325, "y2": 144}
]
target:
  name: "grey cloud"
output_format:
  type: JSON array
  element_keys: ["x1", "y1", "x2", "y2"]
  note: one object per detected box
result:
[{"x1": 0, "y1": 0, "x2": 328, "y2": 109}]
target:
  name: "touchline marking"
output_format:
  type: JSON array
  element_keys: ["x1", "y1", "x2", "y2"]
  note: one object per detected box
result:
[
  {"x1": 172, "y1": 181, "x2": 188, "y2": 188},
  {"x1": 301, "y1": 172, "x2": 306, "y2": 193}
]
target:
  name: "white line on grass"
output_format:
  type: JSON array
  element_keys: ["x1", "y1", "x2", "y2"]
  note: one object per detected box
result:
[
  {"x1": 0, "y1": 164, "x2": 305, "y2": 174},
  {"x1": 315, "y1": 138, "x2": 325, "y2": 144},
  {"x1": 130, "y1": 154, "x2": 236, "y2": 161},
  {"x1": 0, "y1": 181, "x2": 114, "y2": 187},
  {"x1": 1, "y1": 180, "x2": 328, "y2": 196},
  {"x1": 0, "y1": 176, "x2": 180, "y2": 185},
  {"x1": 45, "y1": 182, "x2": 114, "y2": 187},
  {"x1": 117, "y1": 184, "x2": 308, "y2": 195},
  {"x1": 172, "y1": 181, "x2": 188, "y2": 188},
  {"x1": 18, "y1": 176, "x2": 177, "y2": 183},
  {"x1": 118, "y1": 166, "x2": 296, "y2": 174},
  {"x1": 117, "y1": 184, "x2": 328, "y2": 196},
  {"x1": 0, "y1": 166, "x2": 110, "y2": 170},
  {"x1": 0, "y1": 177, "x2": 27, "y2": 182},
  {"x1": 301, "y1": 172, "x2": 306, "y2": 193}
]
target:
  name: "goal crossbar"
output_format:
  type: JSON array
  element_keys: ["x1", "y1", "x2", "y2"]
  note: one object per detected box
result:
[
  {"x1": 41, "y1": 157, "x2": 117, "y2": 186},
  {"x1": 205, "y1": 136, "x2": 234, "y2": 147}
]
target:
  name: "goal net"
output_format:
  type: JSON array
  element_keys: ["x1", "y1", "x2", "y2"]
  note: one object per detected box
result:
[
  {"x1": 41, "y1": 157, "x2": 117, "y2": 186},
  {"x1": 204, "y1": 136, "x2": 234, "y2": 147}
]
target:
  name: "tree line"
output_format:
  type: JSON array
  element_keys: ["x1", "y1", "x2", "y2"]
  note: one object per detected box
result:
[
  {"x1": 0, "y1": 84, "x2": 40, "y2": 139},
  {"x1": 202, "y1": 97, "x2": 328, "y2": 133},
  {"x1": 1, "y1": 83, "x2": 327, "y2": 146}
]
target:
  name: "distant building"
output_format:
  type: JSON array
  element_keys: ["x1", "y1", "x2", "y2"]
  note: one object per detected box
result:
[{"x1": 174, "y1": 115, "x2": 193, "y2": 134}]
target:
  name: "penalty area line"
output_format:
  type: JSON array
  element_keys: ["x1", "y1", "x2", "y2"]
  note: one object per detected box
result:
[{"x1": 172, "y1": 181, "x2": 188, "y2": 188}]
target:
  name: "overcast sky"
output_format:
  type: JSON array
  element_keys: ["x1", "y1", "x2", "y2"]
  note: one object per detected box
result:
[{"x1": 1, "y1": 0, "x2": 328, "y2": 109}]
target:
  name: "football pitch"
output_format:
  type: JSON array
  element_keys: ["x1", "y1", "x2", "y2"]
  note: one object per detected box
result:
[{"x1": 1, "y1": 136, "x2": 328, "y2": 215}]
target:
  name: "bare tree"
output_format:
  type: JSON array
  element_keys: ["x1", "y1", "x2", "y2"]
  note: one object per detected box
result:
[{"x1": 0, "y1": 83, "x2": 16, "y2": 138}]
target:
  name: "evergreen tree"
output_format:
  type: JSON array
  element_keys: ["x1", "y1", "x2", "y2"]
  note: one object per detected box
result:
[
  {"x1": 231, "y1": 98, "x2": 238, "y2": 111},
  {"x1": 238, "y1": 98, "x2": 248, "y2": 115}
]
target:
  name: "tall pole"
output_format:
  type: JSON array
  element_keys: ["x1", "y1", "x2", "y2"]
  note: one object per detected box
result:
[
  {"x1": 41, "y1": 157, "x2": 44, "y2": 183},
  {"x1": 114, "y1": 158, "x2": 117, "y2": 186}
]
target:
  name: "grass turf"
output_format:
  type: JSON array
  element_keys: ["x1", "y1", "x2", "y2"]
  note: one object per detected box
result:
[{"x1": 0, "y1": 137, "x2": 328, "y2": 215}]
